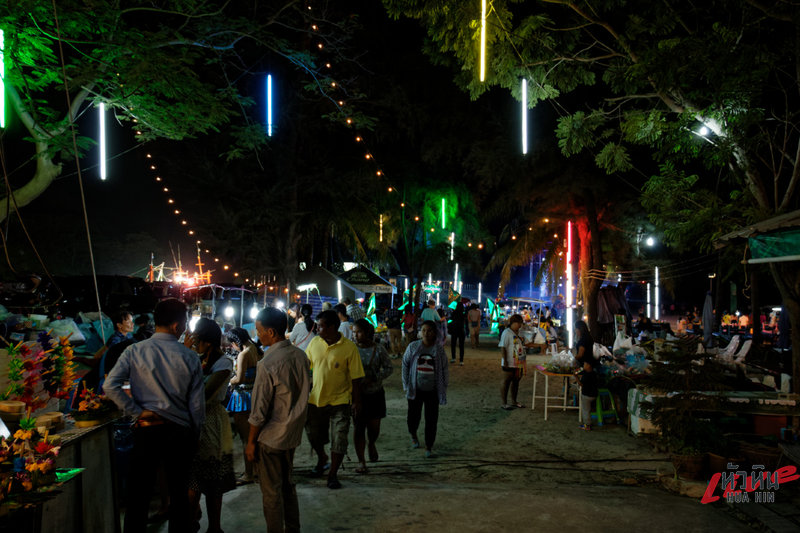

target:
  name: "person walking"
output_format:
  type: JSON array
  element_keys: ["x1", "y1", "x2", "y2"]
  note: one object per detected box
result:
[
  {"x1": 288, "y1": 303, "x2": 317, "y2": 351},
  {"x1": 225, "y1": 327, "x2": 263, "y2": 485},
  {"x1": 185, "y1": 318, "x2": 235, "y2": 533},
  {"x1": 104, "y1": 298, "x2": 205, "y2": 533},
  {"x1": 449, "y1": 300, "x2": 466, "y2": 365},
  {"x1": 246, "y1": 307, "x2": 310, "y2": 533},
  {"x1": 401, "y1": 320, "x2": 448, "y2": 458},
  {"x1": 304, "y1": 310, "x2": 364, "y2": 489},
  {"x1": 352, "y1": 319, "x2": 393, "y2": 474},
  {"x1": 385, "y1": 304, "x2": 404, "y2": 358},
  {"x1": 467, "y1": 304, "x2": 482, "y2": 349}
]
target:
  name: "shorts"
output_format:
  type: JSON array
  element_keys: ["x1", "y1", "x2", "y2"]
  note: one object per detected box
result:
[
  {"x1": 353, "y1": 388, "x2": 387, "y2": 424},
  {"x1": 305, "y1": 403, "x2": 351, "y2": 455}
]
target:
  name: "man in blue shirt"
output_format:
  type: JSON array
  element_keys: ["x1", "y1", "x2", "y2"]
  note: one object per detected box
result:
[{"x1": 105, "y1": 298, "x2": 205, "y2": 533}]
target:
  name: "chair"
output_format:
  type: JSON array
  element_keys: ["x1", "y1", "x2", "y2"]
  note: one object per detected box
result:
[
  {"x1": 716, "y1": 335, "x2": 741, "y2": 362},
  {"x1": 590, "y1": 388, "x2": 618, "y2": 426},
  {"x1": 733, "y1": 339, "x2": 752, "y2": 365}
]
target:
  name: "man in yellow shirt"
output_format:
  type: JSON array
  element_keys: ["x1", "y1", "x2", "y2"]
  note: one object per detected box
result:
[{"x1": 304, "y1": 310, "x2": 364, "y2": 489}]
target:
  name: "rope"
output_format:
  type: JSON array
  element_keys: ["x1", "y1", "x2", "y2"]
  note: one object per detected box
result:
[
  {"x1": 0, "y1": 140, "x2": 64, "y2": 308},
  {"x1": 50, "y1": 0, "x2": 105, "y2": 338}
]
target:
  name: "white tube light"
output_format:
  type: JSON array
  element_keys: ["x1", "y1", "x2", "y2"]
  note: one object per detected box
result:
[
  {"x1": 646, "y1": 282, "x2": 651, "y2": 319},
  {"x1": 99, "y1": 102, "x2": 106, "y2": 180},
  {"x1": 654, "y1": 267, "x2": 660, "y2": 321},
  {"x1": 478, "y1": 282, "x2": 482, "y2": 304},
  {"x1": 521, "y1": 79, "x2": 528, "y2": 154}
]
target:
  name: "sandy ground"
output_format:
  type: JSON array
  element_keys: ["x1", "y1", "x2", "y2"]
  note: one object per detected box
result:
[{"x1": 152, "y1": 334, "x2": 759, "y2": 533}]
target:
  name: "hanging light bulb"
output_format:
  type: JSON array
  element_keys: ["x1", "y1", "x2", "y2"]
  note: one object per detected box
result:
[
  {"x1": 250, "y1": 305, "x2": 260, "y2": 320},
  {"x1": 224, "y1": 304, "x2": 235, "y2": 319}
]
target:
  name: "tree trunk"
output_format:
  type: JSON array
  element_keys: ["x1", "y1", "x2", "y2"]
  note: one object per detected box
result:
[
  {"x1": 576, "y1": 192, "x2": 604, "y2": 340},
  {"x1": 0, "y1": 144, "x2": 62, "y2": 222}
]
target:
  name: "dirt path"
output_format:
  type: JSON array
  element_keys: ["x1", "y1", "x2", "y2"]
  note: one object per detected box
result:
[{"x1": 155, "y1": 337, "x2": 757, "y2": 532}]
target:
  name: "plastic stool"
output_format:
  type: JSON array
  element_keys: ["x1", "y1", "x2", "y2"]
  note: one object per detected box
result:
[{"x1": 590, "y1": 388, "x2": 617, "y2": 426}]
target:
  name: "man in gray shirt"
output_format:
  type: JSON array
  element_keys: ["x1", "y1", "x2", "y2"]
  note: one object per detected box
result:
[
  {"x1": 104, "y1": 298, "x2": 205, "y2": 533},
  {"x1": 246, "y1": 307, "x2": 310, "y2": 533}
]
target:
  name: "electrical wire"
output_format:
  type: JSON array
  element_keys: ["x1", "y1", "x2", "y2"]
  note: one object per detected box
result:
[{"x1": 50, "y1": 0, "x2": 104, "y2": 338}]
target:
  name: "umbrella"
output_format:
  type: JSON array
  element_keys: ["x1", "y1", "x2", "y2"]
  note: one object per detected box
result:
[{"x1": 702, "y1": 291, "x2": 714, "y2": 348}]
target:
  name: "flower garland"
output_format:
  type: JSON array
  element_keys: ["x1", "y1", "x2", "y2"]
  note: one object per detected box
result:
[{"x1": 1, "y1": 333, "x2": 76, "y2": 412}]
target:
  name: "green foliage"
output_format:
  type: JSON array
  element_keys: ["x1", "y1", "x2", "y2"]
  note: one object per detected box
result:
[{"x1": 595, "y1": 142, "x2": 632, "y2": 174}]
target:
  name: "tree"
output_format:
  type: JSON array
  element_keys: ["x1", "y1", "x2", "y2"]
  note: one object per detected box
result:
[
  {"x1": 385, "y1": 0, "x2": 800, "y2": 392},
  {"x1": 0, "y1": 0, "x2": 361, "y2": 221}
]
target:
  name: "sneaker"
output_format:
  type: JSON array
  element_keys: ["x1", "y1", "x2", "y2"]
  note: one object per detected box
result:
[
  {"x1": 459, "y1": 362, "x2": 464, "y2": 366},
  {"x1": 450, "y1": 359, "x2": 456, "y2": 364},
  {"x1": 425, "y1": 449, "x2": 434, "y2": 458},
  {"x1": 411, "y1": 437, "x2": 420, "y2": 449},
  {"x1": 579, "y1": 424, "x2": 592, "y2": 431}
]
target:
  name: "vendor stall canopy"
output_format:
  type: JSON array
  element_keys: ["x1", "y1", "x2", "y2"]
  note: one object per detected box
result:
[
  {"x1": 749, "y1": 228, "x2": 800, "y2": 264},
  {"x1": 339, "y1": 265, "x2": 396, "y2": 294}
]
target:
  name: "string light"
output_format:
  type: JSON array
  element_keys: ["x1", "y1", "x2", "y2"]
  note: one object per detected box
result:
[
  {"x1": 168, "y1": 198, "x2": 174, "y2": 204},
  {"x1": 376, "y1": 171, "x2": 382, "y2": 176}
]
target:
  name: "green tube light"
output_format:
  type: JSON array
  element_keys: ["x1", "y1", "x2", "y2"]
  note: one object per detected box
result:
[{"x1": 1, "y1": 29, "x2": 5, "y2": 129}]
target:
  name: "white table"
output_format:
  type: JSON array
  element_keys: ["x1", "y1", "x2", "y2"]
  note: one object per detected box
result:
[{"x1": 531, "y1": 365, "x2": 581, "y2": 421}]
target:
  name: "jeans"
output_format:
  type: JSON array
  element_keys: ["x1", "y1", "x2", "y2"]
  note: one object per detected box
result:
[
  {"x1": 256, "y1": 444, "x2": 300, "y2": 533},
  {"x1": 450, "y1": 328, "x2": 465, "y2": 362},
  {"x1": 407, "y1": 389, "x2": 439, "y2": 450},
  {"x1": 125, "y1": 423, "x2": 195, "y2": 533}
]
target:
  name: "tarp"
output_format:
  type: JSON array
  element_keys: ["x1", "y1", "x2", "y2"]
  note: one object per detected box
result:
[
  {"x1": 749, "y1": 228, "x2": 800, "y2": 264},
  {"x1": 339, "y1": 265, "x2": 396, "y2": 294}
]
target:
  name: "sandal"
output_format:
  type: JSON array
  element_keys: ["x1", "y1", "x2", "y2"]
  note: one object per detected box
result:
[
  {"x1": 514, "y1": 402, "x2": 525, "y2": 409},
  {"x1": 579, "y1": 424, "x2": 592, "y2": 431},
  {"x1": 327, "y1": 478, "x2": 343, "y2": 489},
  {"x1": 310, "y1": 463, "x2": 330, "y2": 477},
  {"x1": 355, "y1": 464, "x2": 368, "y2": 474},
  {"x1": 501, "y1": 404, "x2": 515, "y2": 410}
]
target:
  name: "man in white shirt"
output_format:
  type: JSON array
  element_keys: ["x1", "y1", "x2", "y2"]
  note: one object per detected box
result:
[{"x1": 334, "y1": 303, "x2": 354, "y2": 340}]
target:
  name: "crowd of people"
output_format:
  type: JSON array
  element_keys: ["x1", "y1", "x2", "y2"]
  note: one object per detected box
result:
[
  {"x1": 93, "y1": 294, "x2": 610, "y2": 532},
  {"x1": 99, "y1": 297, "x2": 454, "y2": 532}
]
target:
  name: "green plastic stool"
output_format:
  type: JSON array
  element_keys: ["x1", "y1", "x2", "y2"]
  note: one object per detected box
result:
[{"x1": 590, "y1": 388, "x2": 617, "y2": 426}]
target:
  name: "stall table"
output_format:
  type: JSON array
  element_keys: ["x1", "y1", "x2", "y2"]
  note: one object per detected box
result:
[{"x1": 531, "y1": 365, "x2": 581, "y2": 420}]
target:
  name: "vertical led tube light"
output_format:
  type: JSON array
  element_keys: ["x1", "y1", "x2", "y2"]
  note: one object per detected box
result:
[
  {"x1": 0, "y1": 30, "x2": 5, "y2": 129},
  {"x1": 441, "y1": 197, "x2": 446, "y2": 229},
  {"x1": 450, "y1": 232, "x2": 455, "y2": 260},
  {"x1": 655, "y1": 267, "x2": 660, "y2": 321},
  {"x1": 566, "y1": 220, "x2": 574, "y2": 349},
  {"x1": 521, "y1": 78, "x2": 528, "y2": 154},
  {"x1": 647, "y1": 282, "x2": 652, "y2": 319},
  {"x1": 337, "y1": 280, "x2": 342, "y2": 302},
  {"x1": 379, "y1": 213, "x2": 383, "y2": 242},
  {"x1": 99, "y1": 102, "x2": 106, "y2": 180},
  {"x1": 478, "y1": 282, "x2": 482, "y2": 304},
  {"x1": 480, "y1": 0, "x2": 487, "y2": 82},
  {"x1": 454, "y1": 263, "x2": 459, "y2": 287},
  {"x1": 428, "y1": 273, "x2": 432, "y2": 285},
  {"x1": 267, "y1": 74, "x2": 273, "y2": 136},
  {"x1": 436, "y1": 291, "x2": 440, "y2": 307}
]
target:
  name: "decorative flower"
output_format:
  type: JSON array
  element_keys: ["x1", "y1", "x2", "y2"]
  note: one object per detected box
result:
[{"x1": 13, "y1": 429, "x2": 33, "y2": 441}]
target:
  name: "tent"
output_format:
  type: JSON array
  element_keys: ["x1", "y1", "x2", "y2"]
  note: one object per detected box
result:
[{"x1": 339, "y1": 265, "x2": 396, "y2": 294}]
